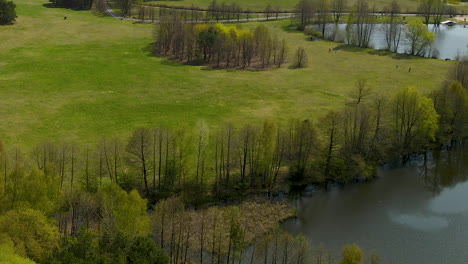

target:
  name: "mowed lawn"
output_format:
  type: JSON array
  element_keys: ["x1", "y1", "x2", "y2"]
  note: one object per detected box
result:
[
  {"x1": 147, "y1": 0, "x2": 422, "y2": 12},
  {"x1": 0, "y1": 0, "x2": 451, "y2": 147}
]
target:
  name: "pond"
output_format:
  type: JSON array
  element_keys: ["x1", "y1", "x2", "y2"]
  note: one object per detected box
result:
[
  {"x1": 282, "y1": 145, "x2": 468, "y2": 263},
  {"x1": 330, "y1": 23, "x2": 468, "y2": 60}
]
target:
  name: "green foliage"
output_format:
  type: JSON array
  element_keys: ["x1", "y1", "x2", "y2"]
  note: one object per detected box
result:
[
  {"x1": 0, "y1": 0, "x2": 16, "y2": 25},
  {"x1": 12, "y1": 168, "x2": 60, "y2": 215},
  {"x1": 340, "y1": 244, "x2": 363, "y2": 264},
  {"x1": 390, "y1": 87, "x2": 439, "y2": 154},
  {"x1": 404, "y1": 19, "x2": 435, "y2": 56},
  {"x1": 0, "y1": 208, "x2": 60, "y2": 263},
  {"x1": 52, "y1": 230, "x2": 102, "y2": 264},
  {"x1": 100, "y1": 182, "x2": 151, "y2": 238},
  {"x1": 127, "y1": 236, "x2": 168, "y2": 264},
  {"x1": 0, "y1": 243, "x2": 36, "y2": 264},
  {"x1": 433, "y1": 80, "x2": 468, "y2": 141}
]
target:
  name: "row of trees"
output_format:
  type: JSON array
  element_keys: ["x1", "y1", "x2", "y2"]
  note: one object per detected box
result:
[
  {"x1": 114, "y1": 0, "x2": 285, "y2": 21},
  {"x1": 154, "y1": 18, "x2": 288, "y2": 68},
  {"x1": 0, "y1": 0, "x2": 16, "y2": 25}
]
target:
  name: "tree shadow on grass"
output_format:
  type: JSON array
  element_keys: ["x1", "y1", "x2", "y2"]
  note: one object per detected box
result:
[
  {"x1": 142, "y1": 43, "x2": 155, "y2": 57},
  {"x1": 42, "y1": 3, "x2": 59, "y2": 8},
  {"x1": 281, "y1": 23, "x2": 300, "y2": 33},
  {"x1": 42, "y1": 3, "x2": 91, "y2": 11}
]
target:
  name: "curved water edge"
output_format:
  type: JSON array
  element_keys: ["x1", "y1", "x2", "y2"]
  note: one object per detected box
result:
[
  {"x1": 281, "y1": 144, "x2": 468, "y2": 263},
  {"x1": 318, "y1": 23, "x2": 468, "y2": 60}
]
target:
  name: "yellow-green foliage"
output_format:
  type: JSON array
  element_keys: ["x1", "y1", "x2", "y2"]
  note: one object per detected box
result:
[
  {"x1": 11, "y1": 168, "x2": 60, "y2": 216},
  {"x1": 391, "y1": 87, "x2": 439, "y2": 144},
  {"x1": 339, "y1": 244, "x2": 363, "y2": 264},
  {"x1": 100, "y1": 182, "x2": 151, "y2": 238},
  {"x1": 0, "y1": 208, "x2": 60, "y2": 263},
  {"x1": 0, "y1": 243, "x2": 36, "y2": 264}
]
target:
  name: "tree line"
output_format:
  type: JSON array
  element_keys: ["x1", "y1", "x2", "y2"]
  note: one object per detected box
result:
[
  {"x1": 114, "y1": 0, "x2": 285, "y2": 22},
  {"x1": 153, "y1": 18, "x2": 288, "y2": 69}
]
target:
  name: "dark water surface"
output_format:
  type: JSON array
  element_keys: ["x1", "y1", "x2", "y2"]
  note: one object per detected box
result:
[{"x1": 282, "y1": 146, "x2": 468, "y2": 264}]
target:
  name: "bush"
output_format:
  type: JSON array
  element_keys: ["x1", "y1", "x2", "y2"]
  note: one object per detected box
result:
[
  {"x1": 340, "y1": 244, "x2": 363, "y2": 264},
  {"x1": 0, "y1": 0, "x2": 17, "y2": 25},
  {"x1": 304, "y1": 25, "x2": 322, "y2": 40}
]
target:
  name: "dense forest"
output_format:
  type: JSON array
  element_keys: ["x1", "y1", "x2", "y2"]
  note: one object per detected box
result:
[{"x1": 0, "y1": 57, "x2": 467, "y2": 263}]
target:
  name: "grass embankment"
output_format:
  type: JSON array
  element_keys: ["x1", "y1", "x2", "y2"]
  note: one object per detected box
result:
[{"x1": 0, "y1": 0, "x2": 451, "y2": 148}]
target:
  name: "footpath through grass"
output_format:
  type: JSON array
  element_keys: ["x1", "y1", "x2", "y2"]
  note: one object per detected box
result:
[{"x1": 0, "y1": 0, "x2": 451, "y2": 147}]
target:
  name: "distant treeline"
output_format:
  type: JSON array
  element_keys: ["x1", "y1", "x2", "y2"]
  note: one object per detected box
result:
[{"x1": 153, "y1": 18, "x2": 288, "y2": 68}]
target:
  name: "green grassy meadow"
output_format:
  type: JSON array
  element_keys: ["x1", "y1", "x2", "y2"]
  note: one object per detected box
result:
[{"x1": 0, "y1": 0, "x2": 451, "y2": 147}]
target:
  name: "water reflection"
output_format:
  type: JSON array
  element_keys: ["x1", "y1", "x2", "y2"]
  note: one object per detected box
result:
[
  {"x1": 282, "y1": 145, "x2": 468, "y2": 264},
  {"x1": 390, "y1": 212, "x2": 449, "y2": 232},
  {"x1": 326, "y1": 24, "x2": 468, "y2": 60}
]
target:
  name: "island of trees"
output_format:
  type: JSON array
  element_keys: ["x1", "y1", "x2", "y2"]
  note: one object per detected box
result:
[{"x1": 153, "y1": 18, "x2": 288, "y2": 69}]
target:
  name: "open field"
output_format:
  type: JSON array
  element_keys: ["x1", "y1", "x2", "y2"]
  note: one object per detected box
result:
[{"x1": 0, "y1": 0, "x2": 452, "y2": 147}]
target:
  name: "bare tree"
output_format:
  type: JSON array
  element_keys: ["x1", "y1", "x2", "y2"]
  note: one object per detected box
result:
[
  {"x1": 418, "y1": 0, "x2": 434, "y2": 25},
  {"x1": 383, "y1": 0, "x2": 403, "y2": 52},
  {"x1": 332, "y1": 0, "x2": 347, "y2": 23},
  {"x1": 293, "y1": 47, "x2": 307, "y2": 68},
  {"x1": 349, "y1": 78, "x2": 372, "y2": 104},
  {"x1": 277, "y1": 39, "x2": 288, "y2": 67},
  {"x1": 126, "y1": 128, "x2": 152, "y2": 195},
  {"x1": 294, "y1": 0, "x2": 314, "y2": 30},
  {"x1": 347, "y1": 0, "x2": 375, "y2": 48},
  {"x1": 315, "y1": 0, "x2": 330, "y2": 38}
]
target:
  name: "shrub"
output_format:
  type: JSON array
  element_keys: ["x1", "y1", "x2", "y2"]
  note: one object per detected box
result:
[{"x1": 0, "y1": 0, "x2": 17, "y2": 25}]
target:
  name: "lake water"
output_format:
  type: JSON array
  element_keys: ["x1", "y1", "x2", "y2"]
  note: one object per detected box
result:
[
  {"x1": 331, "y1": 24, "x2": 468, "y2": 60},
  {"x1": 282, "y1": 145, "x2": 468, "y2": 263}
]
